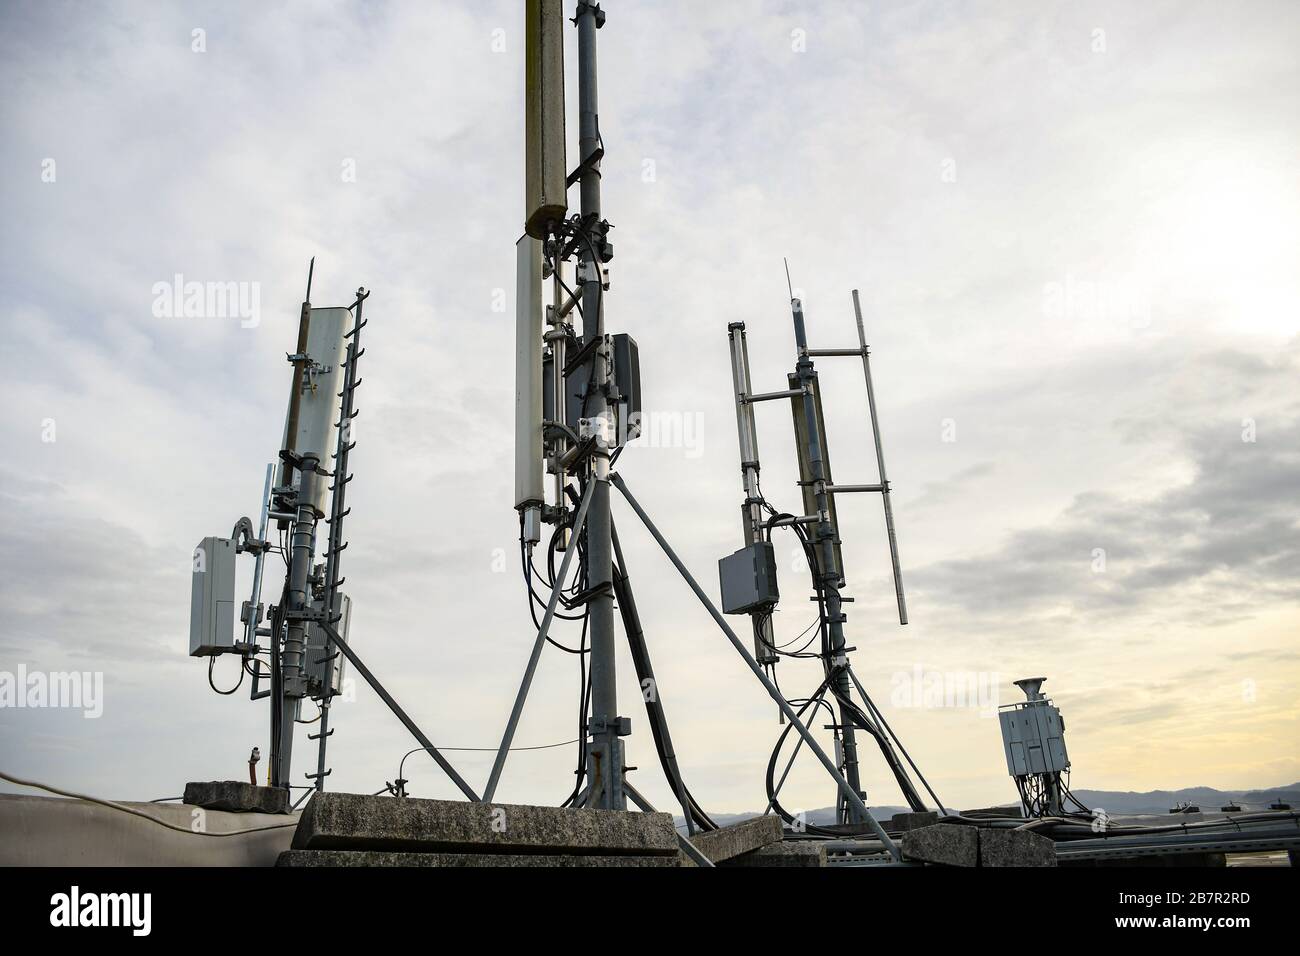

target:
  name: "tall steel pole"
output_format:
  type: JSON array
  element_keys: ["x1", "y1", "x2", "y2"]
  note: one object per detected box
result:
[
  {"x1": 727, "y1": 323, "x2": 778, "y2": 669},
  {"x1": 790, "y1": 299, "x2": 865, "y2": 823},
  {"x1": 574, "y1": 0, "x2": 624, "y2": 810},
  {"x1": 274, "y1": 454, "x2": 319, "y2": 788}
]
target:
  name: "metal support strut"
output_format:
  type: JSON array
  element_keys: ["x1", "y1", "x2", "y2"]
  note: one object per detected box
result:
[{"x1": 483, "y1": 479, "x2": 596, "y2": 803}]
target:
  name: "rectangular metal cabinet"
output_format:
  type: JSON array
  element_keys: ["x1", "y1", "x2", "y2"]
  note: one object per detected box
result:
[
  {"x1": 999, "y1": 703, "x2": 1070, "y2": 776},
  {"x1": 719, "y1": 541, "x2": 780, "y2": 614},
  {"x1": 190, "y1": 536, "x2": 237, "y2": 656},
  {"x1": 305, "y1": 592, "x2": 352, "y2": 698}
]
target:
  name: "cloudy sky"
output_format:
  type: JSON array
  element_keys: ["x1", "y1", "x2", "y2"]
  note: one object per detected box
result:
[{"x1": 1, "y1": 0, "x2": 1297, "y2": 816}]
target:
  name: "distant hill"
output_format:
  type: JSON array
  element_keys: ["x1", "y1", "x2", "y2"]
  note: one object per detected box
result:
[
  {"x1": 1072, "y1": 783, "x2": 1299, "y2": 815},
  {"x1": 678, "y1": 783, "x2": 1299, "y2": 828}
]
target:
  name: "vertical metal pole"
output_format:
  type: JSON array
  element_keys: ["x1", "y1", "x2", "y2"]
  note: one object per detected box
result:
[
  {"x1": 244, "y1": 463, "x2": 274, "y2": 648},
  {"x1": 574, "y1": 0, "x2": 624, "y2": 811},
  {"x1": 790, "y1": 299, "x2": 864, "y2": 823},
  {"x1": 852, "y1": 290, "x2": 908, "y2": 625},
  {"x1": 727, "y1": 323, "x2": 777, "y2": 667},
  {"x1": 274, "y1": 455, "x2": 319, "y2": 788}
]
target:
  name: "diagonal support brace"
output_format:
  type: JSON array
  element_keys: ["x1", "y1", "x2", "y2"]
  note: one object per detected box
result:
[
  {"x1": 482, "y1": 479, "x2": 597, "y2": 802},
  {"x1": 316, "y1": 621, "x2": 479, "y2": 802}
]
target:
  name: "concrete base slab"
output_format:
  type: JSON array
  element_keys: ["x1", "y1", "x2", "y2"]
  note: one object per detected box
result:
[
  {"x1": 278, "y1": 850, "x2": 679, "y2": 867},
  {"x1": 889, "y1": 811, "x2": 939, "y2": 832},
  {"x1": 979, "y1": 827, "x2": 1057, "y2": 867},
  {"x1": 292, "y1": 792, "x2": 678, "y2": 856},
  {"x1": 680, "y1": 815, "x2": 783, "y2": 866},
  {"x1": 720, "y1": 842, "x2": 828, "y2": 867},
  {"x1": 901, "y1": 823, "x2": 979, "y2": 866},
  {"x1": 184, "y1": 781, "x2": 290, "y2": 815},
  {"x1": 903, "y1": 823, "x2": 1058, "y2": 867}
]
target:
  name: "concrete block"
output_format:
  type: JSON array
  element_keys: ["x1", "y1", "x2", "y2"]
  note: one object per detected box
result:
[
  {"x1": 889, "y1": 811, "x2": 939, "y2": 832},
  {"x1": 291, "y1": 792, "x2": 678, "y2": 856},
  {"x1": 978, "y1": 827, "x2": 1057, "y2": 867},
  {"x1": 680, "y1": 815, "x2": 783, "y2": 866},
  {"x1": 184, "y1": 781, "x2": 290, "y2": 815},
  {"x1": 720, "y1": 842, "x2": 827, "y2": 867},
  {"x1": 901, "y1": 823, "x2": 979, "y2": 867},
  {"x1": 278, "y1": 850, "x2": 678, "y2": 867}
]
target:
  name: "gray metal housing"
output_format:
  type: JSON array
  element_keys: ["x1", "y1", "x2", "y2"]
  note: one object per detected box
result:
[
  {"x1": 999, "y1": 700, "x2": 1070, "y2": 776},
  {"x1": 304, "y1": 593, "x2": 352, "y2": 698},
  {"x1": 543, "y1": 332, "x2": 641, "y2": 447},
  {"x1": 719, "y1": 541, "x2": 780, "y2": 615},
  {"x1": 611, "y1": 332, "x2": 641, "y2": 442},
  {"x1": 189, "y1": 536, "x2": 237, "y2": 656}
]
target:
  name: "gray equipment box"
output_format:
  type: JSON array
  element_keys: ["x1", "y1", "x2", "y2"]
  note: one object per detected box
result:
[
  {"x1": 719, "y1": 542, "x2": 780, "y2": 614},
  {"x1": 305, "y1": 592, "x2": 352, "y2": 698},
  {"x1": 544, "y1": 332, "x2": 642, "y2": 447},
  {"x1": 999, "y1": 703, "x2": 1070, "y2": 776},
  {"x1": 611, "y1": 333, "x2": 642, "y2": 442},
  {"x1": 190, "y1": 536, "x2": 237, "y2": 657}
]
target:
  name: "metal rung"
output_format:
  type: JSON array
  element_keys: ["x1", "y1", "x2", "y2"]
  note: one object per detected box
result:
[
  {"x1": 566, "y1": 146, "x2": 604, "y2": 188},
  {"x1": 743, "y1": 388, "x2": 803, "y2": 404},
  {"x1": 770, "y1": 514, "x2": 820, "y2": 526},
  {"x1": 566, "y1": 582, "x2": 614, "y2": 608}
]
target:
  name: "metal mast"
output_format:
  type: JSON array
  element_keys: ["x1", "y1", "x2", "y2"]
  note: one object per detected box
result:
[
  {"x1": 720, "y1": 282, "x2": 946, "y2": 827},
  {"x1": 499, "y1": 6, "x2": 907, "y2": 858},
  {"x1": 789, "y1": 295, "x2": 867, "y2": 822},
  {"x1": 727, "y1": 323, "x2": 779, "y2": 674},
  {"x1": 573, "y1": 0, "x2": 625, "y2": 812}
]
